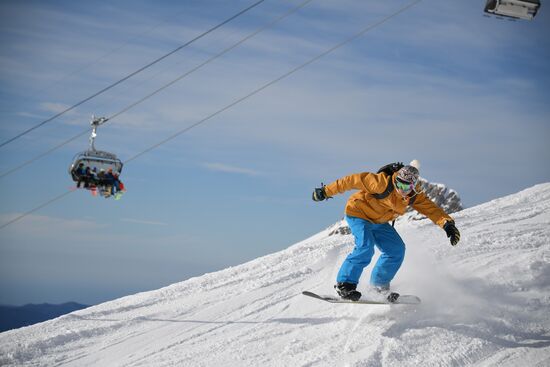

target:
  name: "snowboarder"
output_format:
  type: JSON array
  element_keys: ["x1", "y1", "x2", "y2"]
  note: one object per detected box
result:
[{"x1": 312, "y1": 161, "x2": 460, "y2": 301}]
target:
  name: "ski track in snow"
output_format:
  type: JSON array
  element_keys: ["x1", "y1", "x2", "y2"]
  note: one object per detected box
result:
[{"x1": 1, "y1": 183, "x2": 550, "y2": 366}]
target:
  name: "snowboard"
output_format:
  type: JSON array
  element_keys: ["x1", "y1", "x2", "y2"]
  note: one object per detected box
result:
[{"x1": 302, "y1": 291, "x2": 421, "y2": 305}]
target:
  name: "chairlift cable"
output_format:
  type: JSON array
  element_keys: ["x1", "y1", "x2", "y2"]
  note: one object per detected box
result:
[
  {"x1": 0, "y1": 0, "x2": 422, "y2": 230},
  {"x1": 0, "y1": 0, "x2": 312, "y2": 180},
  {"x1": 0, "y1": 0, "x2": 267, "y2": 149},
  {"x1": 110, "y1": 0, "x2": 315, "y2": 121},
  {"x1": 0, "y1": 131, "x2": 88, "y2": 179},
  {"x1": 126, "y1": 0, "x2": 422, "y2": 162},
  {"x1": 22, "y1": 6, "x2": 201, "y2": 104},
  {"x1": 0, "y1": 190, "x2": 75, "y2": 230}
]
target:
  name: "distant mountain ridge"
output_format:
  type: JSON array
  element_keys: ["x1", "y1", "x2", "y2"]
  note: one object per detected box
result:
[
  {"x1": 328, "y1": 177, "x2": 463, "y2": 236},
  {"x1": 417, "y1": 177, "x2": 462, "y2": 212},
  {"x1": 0, "y1": 302, "x2": 89, "y2": 333}
]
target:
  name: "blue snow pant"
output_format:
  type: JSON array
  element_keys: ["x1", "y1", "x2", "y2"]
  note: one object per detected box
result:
[{"x1": 336, "y1": 216, "x2": 406, "y2": 287}]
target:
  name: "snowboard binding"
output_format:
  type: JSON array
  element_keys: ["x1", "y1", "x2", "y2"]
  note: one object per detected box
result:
[{"x1": 334, "y1": 282, "x2": 362, "y2": 301}]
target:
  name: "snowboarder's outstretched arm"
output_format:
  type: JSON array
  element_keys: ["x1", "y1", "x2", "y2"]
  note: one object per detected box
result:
[{"x1": 312, "y1": 173, "x2": 385, "y2": 201}]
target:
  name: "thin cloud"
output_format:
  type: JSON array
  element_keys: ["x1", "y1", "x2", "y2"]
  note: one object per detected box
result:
[
  {"x1": 39, "y1": 102, "x2": 73, "y2": 114},
  {"x1": 0, "y1": 213, "x2": 105, "y2": 235},
  {"x1": 120, "y1": 218, "x2": 169, "y2": 226},
  {"x1": 15, "y1": 111, "x2": 49, "y2": 119},
  {"x1": 202, "y1": 162, "x2": 264, "y2": 177}
]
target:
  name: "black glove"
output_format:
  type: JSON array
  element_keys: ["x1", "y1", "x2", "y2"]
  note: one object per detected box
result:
[
  {"x1": 443, "y1": 221, "x2": 460, "y2": 246},
  {"x1": 312, "y1": 186, "x2": 328, "y2": 201}
]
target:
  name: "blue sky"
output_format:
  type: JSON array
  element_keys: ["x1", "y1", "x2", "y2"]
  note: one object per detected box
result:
[{"x1": 0, "y1": 0, "x2": 549, "y2": 305}]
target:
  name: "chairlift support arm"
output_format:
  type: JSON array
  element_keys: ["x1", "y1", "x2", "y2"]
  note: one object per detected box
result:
[{"x1": 89, "y1": 115, "x2": 108, "y2": 151}]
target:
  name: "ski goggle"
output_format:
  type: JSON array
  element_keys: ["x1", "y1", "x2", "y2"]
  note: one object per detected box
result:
[{"x1": 395, "y1": 178, "x2": 414, "y2": 193}]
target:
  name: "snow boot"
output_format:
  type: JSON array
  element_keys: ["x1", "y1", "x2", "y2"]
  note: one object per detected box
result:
[{"x1": 334, "y1": 282, "x2": 362, "y2": 301}]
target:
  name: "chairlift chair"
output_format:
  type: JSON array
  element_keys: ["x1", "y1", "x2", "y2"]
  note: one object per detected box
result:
[
  {"x1": 484, "y1": 0, "x2": 541, "y2": 20},
  {"x1": 69, "y1": 150, "x2": 123, "y2": 181},
  {"x1": 69, "y1": 116, "x2": 124, "y2": 188}
]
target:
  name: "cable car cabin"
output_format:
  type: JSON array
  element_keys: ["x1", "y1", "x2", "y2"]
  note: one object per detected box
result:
[
  {"x1": 69, "y1": 150, "x2": 123, "y2": 188},
  {"x1": 484, "y1": 0, "x2": 541, "y2": 20}
]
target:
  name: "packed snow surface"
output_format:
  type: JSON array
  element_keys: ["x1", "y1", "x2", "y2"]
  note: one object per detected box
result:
[{"x1": 1, "y1": 184, "x2": 549, "y2": 366}]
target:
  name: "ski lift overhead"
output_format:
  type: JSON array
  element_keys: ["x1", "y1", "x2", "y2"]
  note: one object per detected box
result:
[
  {"x1": 484, "y1": 0, "x2": 541, "y2": 20},
  {"x1": 69, "y1": 116, "x2": 124, "y2": 197}
]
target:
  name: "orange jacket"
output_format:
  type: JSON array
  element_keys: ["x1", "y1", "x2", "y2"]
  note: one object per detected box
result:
[{"x1": 324, "y1": 171, "x2": 453, "y2": 228}]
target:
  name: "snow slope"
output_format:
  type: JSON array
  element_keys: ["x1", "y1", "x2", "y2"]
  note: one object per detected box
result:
[{"x1": 1, "y1": 184, "x2": 549, "y2": 367}]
